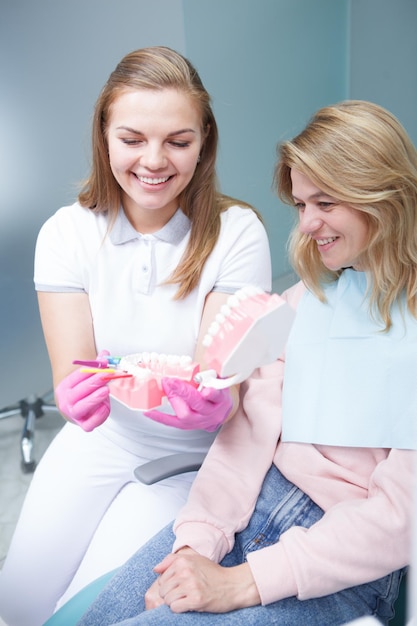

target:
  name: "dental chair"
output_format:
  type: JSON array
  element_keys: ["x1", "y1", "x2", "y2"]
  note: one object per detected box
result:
[
  {"x1": 43, "y1": 452, "x2": 409, "y2": 626},
  {"x1": 0, "y1": 390, "x2": 57, "y2": 472}
]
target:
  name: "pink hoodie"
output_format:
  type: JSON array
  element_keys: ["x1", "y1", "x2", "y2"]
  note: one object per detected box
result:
[{"x1": 173, "y1": 281, "x2": 415, "y2": 605}]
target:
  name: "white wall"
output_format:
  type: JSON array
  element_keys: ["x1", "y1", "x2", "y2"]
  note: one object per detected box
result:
[{"x1": 350, "y1": 0, "x2": 417, "y2": 147}]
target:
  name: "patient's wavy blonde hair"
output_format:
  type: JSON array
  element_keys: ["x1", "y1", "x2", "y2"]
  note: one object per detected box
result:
[
  {"x1": 79, "y1": 46, "x2": 257, "y2": 299},
  {"x1": 275, "y1": 100, "x2": 417, "y2": 329}
]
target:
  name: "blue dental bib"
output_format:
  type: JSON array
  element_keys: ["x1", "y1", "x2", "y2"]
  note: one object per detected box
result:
[{"x1": 282, "y1": 270, "x2": 417, "y2": 449}]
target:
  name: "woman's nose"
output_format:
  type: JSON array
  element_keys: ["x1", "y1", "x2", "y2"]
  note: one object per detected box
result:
[
  {"x1": 298, "y1": 206, "x2": 324, "y2": 235},
  {"x1": 141, "y1": 143, "x2": 167, "y2": 169}
]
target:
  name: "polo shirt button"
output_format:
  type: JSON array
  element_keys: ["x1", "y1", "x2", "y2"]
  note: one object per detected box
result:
[{"x1": 142, "y1": 265, "x2": 148, "y2": 272}]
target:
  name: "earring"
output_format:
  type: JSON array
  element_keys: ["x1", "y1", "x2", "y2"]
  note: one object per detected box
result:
[{"x1": 197, "y1": 155, "x2": 201, "y2": 163}]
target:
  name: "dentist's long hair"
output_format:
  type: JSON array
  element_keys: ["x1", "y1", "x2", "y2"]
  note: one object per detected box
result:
[{"x1": 79, "y1": 46, "x2": 257, "y2": 299}]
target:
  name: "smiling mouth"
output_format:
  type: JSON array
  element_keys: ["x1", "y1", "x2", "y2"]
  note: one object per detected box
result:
[
  {"x1": 316, "y1": 237, "x2": 337, "y2": 246},
  {"x1": 136, "y1": 175, "x2": 171, "y2": 185}
]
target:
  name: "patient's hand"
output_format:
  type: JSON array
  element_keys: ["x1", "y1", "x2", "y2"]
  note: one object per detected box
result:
[
  {"x1": 144, "y1": 578, "x2": 165, "y2": 610},
  {"x1": 144, "y1": 547, "x2": 196, "y2": 610},
  {"x1": 146, "y1": 548, "x2": 260, "y2": 614}
]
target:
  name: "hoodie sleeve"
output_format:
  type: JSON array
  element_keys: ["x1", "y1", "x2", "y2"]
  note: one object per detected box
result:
[{"x1": 173, "y1": 358, "x2": 284, "y2": 561}]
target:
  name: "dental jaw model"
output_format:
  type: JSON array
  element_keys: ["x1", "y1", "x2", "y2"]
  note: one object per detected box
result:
[
  {"x1": 196, "y1": 285, "x2": 295, "y2": 389},
  {"x1": 108, "y1": 285, "x2": 295, "y2": 409},
  {"x1": 108, "y1": 353, "x2": 200, "y2": 410}
]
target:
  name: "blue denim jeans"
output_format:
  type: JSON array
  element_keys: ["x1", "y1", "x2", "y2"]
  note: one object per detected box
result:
[{"x1": 77, "y1": 465, "x2": 405, "y2": 626}]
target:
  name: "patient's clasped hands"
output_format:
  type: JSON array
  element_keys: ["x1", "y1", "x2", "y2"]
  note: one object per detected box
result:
[{"x1": 145, "y1": 548, "x2": 260, "y2": 614}]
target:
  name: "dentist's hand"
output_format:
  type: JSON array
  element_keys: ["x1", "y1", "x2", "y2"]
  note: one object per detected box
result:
[
  {"x1": 145, "y1": 377, "x2": 233, "y2": 432},
  {"x1": 55, "y1": 350, "x2": 111, "y2": 432}
]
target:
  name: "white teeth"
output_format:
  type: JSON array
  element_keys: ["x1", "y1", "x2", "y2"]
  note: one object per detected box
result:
[
  {"x1": 227, "y1": 294, "x2": 240, "y2": 308},
  {"x1": 226, "y1": 286, "x2": 259, "y2": 308},
  {"x1": 119, "y1": 352, "x2": 192, "y2": 372},
  {"x1": 202, "y1": 335, "x2": 213, "y2": 347},
  {"x1": 202, "y1": 285, "x2": 264, "y2": 347},
  {"x1": 316, "y1": 237, "x2": 336, "y2": 245},
  {"x1": 138, "y1": 176, "x2": 169, "y2": 185},
  {"x1": 207, "y1": 321, "x2": 221, "y2": 337}
]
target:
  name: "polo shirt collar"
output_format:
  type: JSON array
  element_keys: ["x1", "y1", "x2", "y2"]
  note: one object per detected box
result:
[{"x1": 109, "y1": 207, "x2": 191, "y2": 245}]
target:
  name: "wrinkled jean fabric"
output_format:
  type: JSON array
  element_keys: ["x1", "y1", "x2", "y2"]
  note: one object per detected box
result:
[{"x1": 77, "y1": 465, "x2": 405, "y2": 626}]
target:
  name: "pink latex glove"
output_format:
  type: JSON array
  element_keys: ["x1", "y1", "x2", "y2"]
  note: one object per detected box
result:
[
  {"x1": 55, "y1": 350, "x2": 111, "y2": 432},
  {"x1": 144, "y1": 377, "x2": 233, "y2": 432}
]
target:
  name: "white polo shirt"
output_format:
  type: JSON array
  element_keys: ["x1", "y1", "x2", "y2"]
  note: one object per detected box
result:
[{"x1": 34, "y1": 202, "x2": 271, "y2": 451}]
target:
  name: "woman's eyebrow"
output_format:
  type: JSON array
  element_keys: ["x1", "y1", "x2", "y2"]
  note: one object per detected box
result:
[
  {"x1": 115, "y1": 126, "x2": 196, "y2": 136},
  {"x1": 167, "y1": 128, "x2": 196, "y2": 136},
  {"x1": 292, "y1": 191, "x2": 334, "y2": 201},
  {"x1": 116, "y1": 126, "x2": 143, "y2": 133}
]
